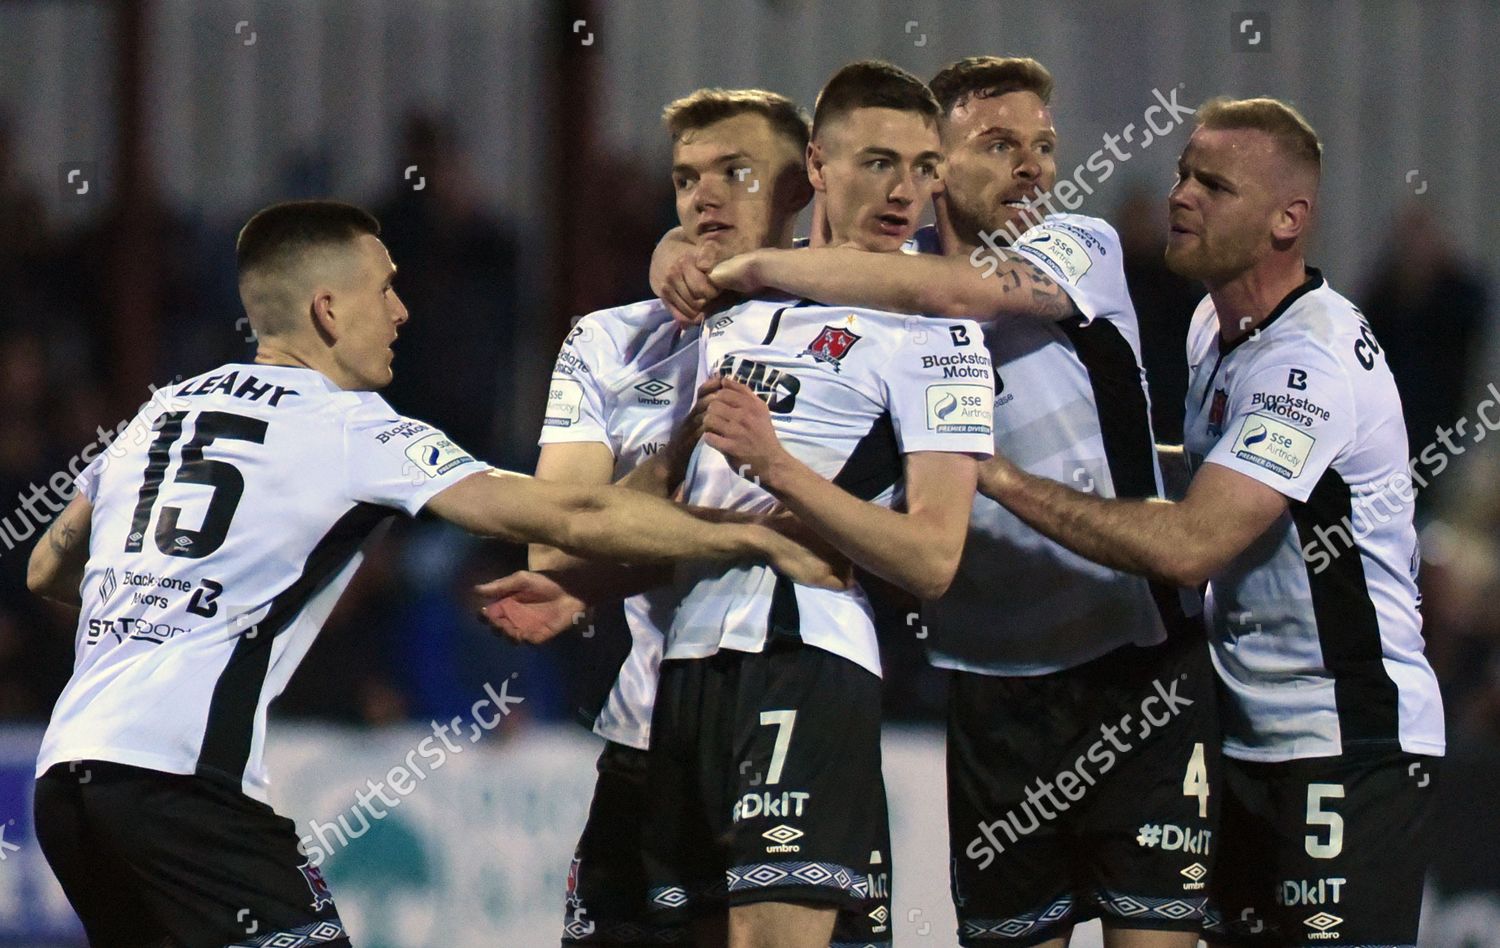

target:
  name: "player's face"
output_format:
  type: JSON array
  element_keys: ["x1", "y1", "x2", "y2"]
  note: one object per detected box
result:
[
  {"x1": 332, "y1": 235, "x2": 408, "y2": 390},
  {"x1": 1166, "y1": 127, "x2": 1287, "y2": 284},
  {"x1": 940, "y1": 90, "x2": 1057, "y2": 245},
  {"x1": 811, "y1": 107, "x2": 943, "y2": 252},
  {"x1": 671, "y1": 113, "x2": 807, "y2": 256}
]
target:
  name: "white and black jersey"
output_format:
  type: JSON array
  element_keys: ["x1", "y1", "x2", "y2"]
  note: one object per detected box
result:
[
  {"x1": 540, "y1": 300, "x2": 699, "y2": 750},
  {"x1": 669, "y1": 295, "x2": 995, "y2": 676},
  {"x1": 1183, "y1": 270, "x2": 1444, "y2": 762},
  {"x1": 36, "y1": 364, "x2": 489, "y2": 801},
  {"x1": 925, "y1": 214, "x2": 1201, "y2": 676}
]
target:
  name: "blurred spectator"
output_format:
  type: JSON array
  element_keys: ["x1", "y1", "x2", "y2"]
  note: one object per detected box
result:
[
  {"x1": 1360, "y1": 201, "x2": 1489, "y2": 513},
  {"x1": 375, "y1": 113, "x2": 520, "y2": 464},
  {"x1": 1115, "y1": 186, "x2": 1202, "y2": 443}
]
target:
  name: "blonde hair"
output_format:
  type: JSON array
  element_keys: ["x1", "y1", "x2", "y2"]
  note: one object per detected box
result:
[
  {"x1": 662, "y1": 88, "x2": 810, "y2": 153},
  {"x1": 1196, "y1": 97, "x2": 1321, "y2": 175}
]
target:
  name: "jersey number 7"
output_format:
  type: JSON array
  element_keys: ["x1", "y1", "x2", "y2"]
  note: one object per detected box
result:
[{"x1": 124, "y1": 410, "x2": 268, "y2": 559}]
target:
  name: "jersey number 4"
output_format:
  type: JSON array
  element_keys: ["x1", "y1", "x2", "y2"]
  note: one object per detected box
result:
[{"x1": 125, "y1": 410, "x2": 268, "y2": 559}]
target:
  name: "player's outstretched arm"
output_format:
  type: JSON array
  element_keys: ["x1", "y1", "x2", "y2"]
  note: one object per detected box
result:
[
  {"x1": 979, "y1": 456, "x2": 1287, "y2": 587},
  {"x1": 425, "y1": 469, "x2": 846, "y2": 589},
  {"x1": 703, "y1": 378, "x2": 976, "y2": 600},
  {"x1": 27, "y1": 494, "x2": 93, "y2": 606},
  {"x1": 710, "y1": 245, "x2": 1079, "y2": 323}
]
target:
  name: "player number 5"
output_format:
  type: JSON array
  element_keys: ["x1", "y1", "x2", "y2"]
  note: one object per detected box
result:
[
  {"x1": 1305, "y1": 783, "x2": 1345, "y2": 859},
  {"x1": 759, "y1": 710, "x2": 797, "y2": 786},
  {"x1": 1182, "y1": 742, "x2": 1210, "y2": 818}
]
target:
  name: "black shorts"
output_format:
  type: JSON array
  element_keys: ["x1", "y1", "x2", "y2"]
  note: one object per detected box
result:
[
  {"x1": 643, "y1": 643, "x2": 890, "y2": 924},
  {"x1": 1205, "y1": 747, "x2": 1440, "y2": 946},
  {"x1": 34, "y1": 760, "x2": 350, "y2": 948},
  {"x1": 564, "y1": 739, "x2": 892, "y2": 946},
  {"x1": 946, "y1": 633, "x2": 1221, "y2": 946}
]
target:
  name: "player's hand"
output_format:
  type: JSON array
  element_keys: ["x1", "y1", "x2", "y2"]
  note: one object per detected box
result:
[
  {"x1": 707, "y1": 250, "x2": 768, "y2": 295},
  {"x1": 701, "y1": 376, "x2": 790, "y2": 488},
  {"x1": 474, "y1": 571, "x2": 588, "y2": 645},
  {"x1": 661, "y1": 242, "x2": 729, "y2": 327},
  {"x1": 758, "y1": 527, "x2": 853, "y2": 591}
]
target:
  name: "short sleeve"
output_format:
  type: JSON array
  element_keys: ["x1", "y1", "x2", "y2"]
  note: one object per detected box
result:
[
  {"x1": 74, "y1": 449, "x2": 106, "y2": 501},
  {"x1": 881, "y1": 317, "x2": 995, "y2": 457},
  {"x1": 1204, "y1": 349, "x2": 1355, "y2": 503},
  {"x1": 538, "y1": 319, "x2": 613, "y2": 448},
  {"x1": 1010, "y1": 217, "x2": 1125, "y2": 326},
  {"x1": 344, "y1": 400, "x2": 492, "y2": 515}
]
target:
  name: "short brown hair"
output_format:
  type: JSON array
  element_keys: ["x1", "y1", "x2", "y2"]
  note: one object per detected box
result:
[
  {"x1": 236, "y1": 200, "x2": 380, "y2": 280},
  {"x1": 663, "y1": 88, "x2": 810, "y2": 154},
  {"x1": 930, "y1": 56, "x2": 1054, "y2": 115},
  {"x1": 811, "y1": 60, "x2": 939, "y2": 138},
  {"x1": 1196, "y1": 96, "x2": 1322, "y2": 174}
]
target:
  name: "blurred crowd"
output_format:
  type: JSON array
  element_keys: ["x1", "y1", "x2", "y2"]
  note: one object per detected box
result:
[{"x1": 1, "y1": 116, "x2": 1497, "y2": 823}]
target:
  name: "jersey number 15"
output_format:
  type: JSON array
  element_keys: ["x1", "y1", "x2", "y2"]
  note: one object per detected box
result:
[{"x1": 125, "y1": 410, "x2": 267, "y2": 559}]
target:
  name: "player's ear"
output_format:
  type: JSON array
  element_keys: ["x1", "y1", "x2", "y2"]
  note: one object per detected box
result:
[
  {"x1": 309, "y1": 289, "x2": 339, "y2": 344},
  {"x1": 1272, "y1": 196, "x2": 1312, "y2": 244},
  {"x1": 806, "y1": 140, "x2": 828, "y2": 193}
]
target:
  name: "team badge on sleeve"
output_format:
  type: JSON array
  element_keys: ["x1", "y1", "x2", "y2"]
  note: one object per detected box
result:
[
  {"x1": 297, "y1": 860, "x2": 336, "y2": 911},
  {"x1": 403, "y1": 433, "x2": 476, "y2": 478},
  {"x1": 926, "y1": 384, "x2": 993, "y2": 435},
  {"x1": 802, "y1": 324, "x2": 862, "y2": 371},
  {"x1": 1232, "y1": 413, "x2": 1314, "y2": 478},
  {"x1": 544, "y1": 378, "x2": 584, "y2": 427},
  {"x1": 1017, "y1": 228, "x2": 1094, "y2": 282}
]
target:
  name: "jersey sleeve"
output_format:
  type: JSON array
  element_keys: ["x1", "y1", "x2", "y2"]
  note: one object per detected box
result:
[
  {"x1": 73, "y1": 449, "x2": 106, "y2": 501},
  {"x1": 881, "y1": 317, "x2": 996, "y2": 457},
  {"x1": 343, "y1": 399, "x2": 492, "y2": 515},
  {"x1": 1010, "y1": 217, "x2": 1126, "y2": 326},
  {"x1": 1203, "y1": 346, "x2": 1356, "y2": 502},
  {"x1": 538, "y1": 317, "x2": 615, "y2": 449}
]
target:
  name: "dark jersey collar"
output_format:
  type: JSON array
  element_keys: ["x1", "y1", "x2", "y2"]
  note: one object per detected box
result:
[{"x1": 1219, "y1": 266, "x2": 1325, "y2": 355}]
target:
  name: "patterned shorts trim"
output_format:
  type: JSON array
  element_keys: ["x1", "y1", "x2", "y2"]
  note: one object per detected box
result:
[
  {"x1": 727, "y1": 860, "x2": 868, "y2": 899},
  {"x1": 960, "y1": 892, "x2": 1077, "y2": 941},
  {"x1": 562, "y1": 914, "x2": 690, "y2": 944},
  {"x1": 227, "y1": 918, "x2": 349, "y2": 948}
]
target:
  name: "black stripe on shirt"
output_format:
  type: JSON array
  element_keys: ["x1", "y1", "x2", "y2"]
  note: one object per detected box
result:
[
  {"x1": 194, "y1": 502, "x2": 392, "y2": 787},
  {"x1": 1290, "y1": 468, "x2": 1402, "y2": 747},
  {"x1": 1061, "y1": 316, "x2": 1198, "y2": 640}
]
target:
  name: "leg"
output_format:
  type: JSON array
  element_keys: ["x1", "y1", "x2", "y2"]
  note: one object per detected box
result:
[
  {"x1": 33, "y1": 763, "x2": 170, "y2": 948},
  {"x1": 78, "y1": 762, "x2": 350, "y2": 948},
  {"x1": 562, "y1": 741, "x2": 684, "y2": 946},
  {"x1": 1081, "y1": 636, "x2": 1221, "y2": 943},
  {"x1": 945, "y1": 671, "x2": 1085, "y2": 946},
  {"x1": 728, "y1": 901, "x2": 835, "y2": 948},
  {"x1": 722, "y1": 644, "x2": 886, "y2": 944}
]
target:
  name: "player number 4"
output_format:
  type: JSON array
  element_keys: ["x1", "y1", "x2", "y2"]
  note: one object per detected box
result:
[
  {"x1": 1182, "y1": 742, "x2": 1210, "y2": 818},
  {"x1": 1305, "y1": 783, "x2": 1345, "y2": 859},
  {"x1": 759, "y1": 709, "x2": 797, "y2": 786}
]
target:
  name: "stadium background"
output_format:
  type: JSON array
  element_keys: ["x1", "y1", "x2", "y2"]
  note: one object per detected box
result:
[{"x1": 0, "y1": 0, "x2": 1496, "y2": 944}]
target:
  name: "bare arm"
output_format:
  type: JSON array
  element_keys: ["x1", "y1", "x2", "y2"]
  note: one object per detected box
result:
[
  {"x1": 978, "y1": 455, "x2": 1288, "y2": 587},
  {"x1": 425, "y1": 469, "x2": 843, "y2": 588},
  {"x1": 701, "y1": 378, "x2": 977, "y2": 600},
  {"x1": 650, "y1": 227, "x2": 733, "y2": 325},
  {"x1": 528, "y1": 440, "x2": 617, "y2": 573},
  {"x1": 710, "y1": 246, "x2": 1080, "y2": 323},
  {"x1": 28, "y1": 495, "x2": 93, "y2": 606}
]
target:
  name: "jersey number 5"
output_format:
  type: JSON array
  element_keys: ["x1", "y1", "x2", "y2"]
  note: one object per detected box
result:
[{"x1": 125, "y1": 410, "x2": 268, "y2": 559}]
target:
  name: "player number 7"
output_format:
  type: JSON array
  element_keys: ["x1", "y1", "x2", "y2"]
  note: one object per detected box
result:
[{"x1": 759, "y1": 710, "x2": 797, "y2": 786}]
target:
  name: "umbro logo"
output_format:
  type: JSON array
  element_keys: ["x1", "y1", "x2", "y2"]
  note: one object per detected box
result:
[
  {"x1": 1304, "y1": 911, "x2": 1342, "y2": 934},
  {"x1": 99, "y1": 567, "x2": 118, "y2": 601},
  {"x1": 1180, "y1": 861, "x2": 1207, "y2": 890},
  {"x1": 762, "y1": 823, "x2": 803, "y2": 853},
  {"x1": 634, "y1": 378, "x2": 674, "y2": 403}
]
